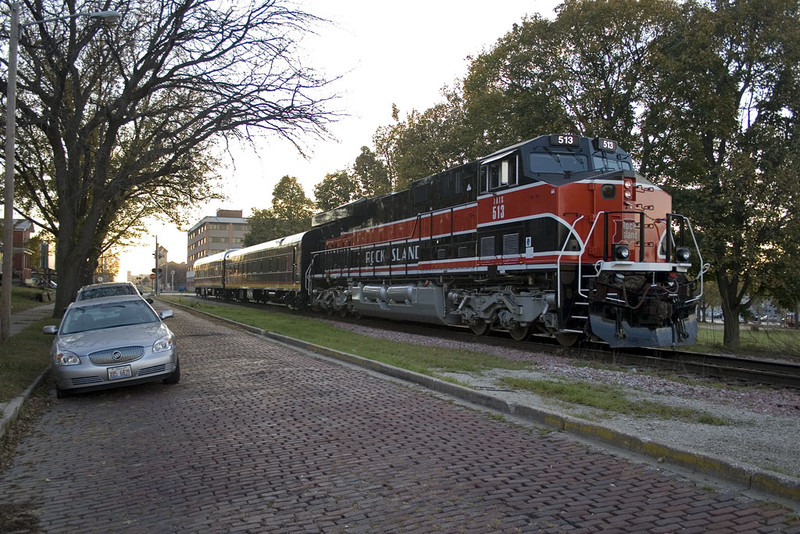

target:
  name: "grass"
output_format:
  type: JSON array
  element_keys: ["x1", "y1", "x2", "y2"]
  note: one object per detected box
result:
[
  {"x1": 693, "y1": 322, "x2": 800, "y2": 361},
  {"x1": 0, "y1": 286, "x2": 56, "y2": 405},
  {"x1": 0, "y1": 318, "x2": 53, "y2": 405},
  {"x1": 497, "y1": 376, "x2": 729, "y2": 425},
  {"x1": 162, "y1": 296, "x2": 530, "y2": 375}
]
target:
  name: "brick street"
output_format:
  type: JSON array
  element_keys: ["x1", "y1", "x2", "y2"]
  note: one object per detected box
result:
[{"x1": 0, "y1": 306, "x2": 798, "y2": 533}]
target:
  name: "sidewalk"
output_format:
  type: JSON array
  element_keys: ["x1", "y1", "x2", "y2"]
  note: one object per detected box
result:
[{"x1": 8, "y1": 303, "x2": 55, "y2": 336}]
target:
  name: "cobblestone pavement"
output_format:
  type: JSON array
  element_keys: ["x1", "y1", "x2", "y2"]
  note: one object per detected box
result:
[{"x1": 1, "y1": 307, "x2": 798, "y2": 533}]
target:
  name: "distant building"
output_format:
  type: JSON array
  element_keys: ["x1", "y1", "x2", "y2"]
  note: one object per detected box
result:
[
  {"x1": 0, "y1": 219, "x2": 34, "y2": 285},
  {"x1": 186, "y1": 209, "x2": 249, "y2": 270}
]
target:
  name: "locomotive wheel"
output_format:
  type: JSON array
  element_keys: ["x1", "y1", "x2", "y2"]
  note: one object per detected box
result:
[
  {"x1": 555, "y1": 333, "x2": 580, "y2": 347},
  {"x1": 508, "y1": 324, "x2": 531, "y2": 341},
  {"x1": 469, "y1": 319, "x2": 490, "y2": 336}
]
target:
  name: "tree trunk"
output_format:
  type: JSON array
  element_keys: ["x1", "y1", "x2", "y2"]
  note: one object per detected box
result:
[
  {"x1": 717, "y1": 271, "x2": 744, "y2": 350},
  {"x1": 53, "y1": 234, "x2": 98, "y2": 318}
]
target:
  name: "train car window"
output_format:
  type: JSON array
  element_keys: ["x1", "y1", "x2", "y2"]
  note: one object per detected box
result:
[{"x1": 529, "y1": 153, "x2": 589, "y2": 175}]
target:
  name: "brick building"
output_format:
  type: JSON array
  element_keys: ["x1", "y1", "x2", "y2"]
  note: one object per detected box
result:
[
  {"x1": 0, "y1": 219, "x2": 34, "y2": 285},
  {"x1": 186, "y1": 209, "x2": 249, "y2": 270}
]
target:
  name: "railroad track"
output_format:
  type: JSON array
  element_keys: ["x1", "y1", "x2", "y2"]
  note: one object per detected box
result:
[
  {"x1": 634, "y1": 348, "x2": 800, "y2": 389},
  {"x1": 325, "y1": 312, "x2": 800, "y2": 389}
]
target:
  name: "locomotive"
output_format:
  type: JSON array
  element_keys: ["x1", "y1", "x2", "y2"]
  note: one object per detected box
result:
[{"x1": 193, "y1": 134, "x2": 706, "y2": 348}]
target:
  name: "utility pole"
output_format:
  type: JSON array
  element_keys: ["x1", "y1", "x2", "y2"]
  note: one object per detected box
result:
[{"x1": 154, "y1": 236, "x2": 159, "y2": 295}]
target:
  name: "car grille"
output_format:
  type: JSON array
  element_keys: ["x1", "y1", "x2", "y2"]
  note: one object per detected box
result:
[{"x1": 88, "y1": 346, "x2": 144, "y2": 365}]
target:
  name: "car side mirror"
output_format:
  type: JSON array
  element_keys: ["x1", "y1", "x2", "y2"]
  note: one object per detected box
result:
[
  {"x1": 159, "y1": 310, "x2": 174, "y2": 320},
  {"x1": 146, "y1": 298, "x2": 154, "y2": 304},
  {"x1": 43, "y1": 325, "x2": 58, "y2": 335}
]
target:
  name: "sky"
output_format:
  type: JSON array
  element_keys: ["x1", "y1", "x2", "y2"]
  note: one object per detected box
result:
[{"x1": 116, "y1": 0, "x2": 562, "y2": 279}]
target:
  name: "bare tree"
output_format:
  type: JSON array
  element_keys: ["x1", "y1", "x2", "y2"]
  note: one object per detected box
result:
[{"x1": 0, "y1": 0, "x2": 335, "y2": 314}]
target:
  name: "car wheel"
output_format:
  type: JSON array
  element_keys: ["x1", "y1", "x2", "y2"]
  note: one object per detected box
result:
[{"x1": 163, "y1": 358, "x2": 181, "y2": 385}]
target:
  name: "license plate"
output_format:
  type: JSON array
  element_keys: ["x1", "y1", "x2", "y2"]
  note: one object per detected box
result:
[{"x1": 108, "y1": 365, "x2": 132, "y2": 380}]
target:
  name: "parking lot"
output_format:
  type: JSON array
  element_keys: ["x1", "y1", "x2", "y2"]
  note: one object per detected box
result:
[{"x1": 0, "y1": 306, "x2": 797, "y2": 532}]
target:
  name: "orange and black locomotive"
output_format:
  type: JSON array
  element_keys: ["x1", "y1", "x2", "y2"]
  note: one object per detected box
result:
[{"x1": 194, "y1": 134, "x2": 706, "y2": 348}]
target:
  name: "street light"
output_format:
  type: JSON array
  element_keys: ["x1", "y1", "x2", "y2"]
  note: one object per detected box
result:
[{"x1": 1, "y1": 3, "x2": 121, "y2": 341}]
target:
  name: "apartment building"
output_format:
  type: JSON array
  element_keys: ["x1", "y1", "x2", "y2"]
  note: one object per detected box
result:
[{"x1": 186, "y1": 209, "x2": 250, "y2": 270}]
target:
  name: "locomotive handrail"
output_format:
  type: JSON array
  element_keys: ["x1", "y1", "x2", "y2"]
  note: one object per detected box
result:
[
  {"x1": 668, "y1": 213, "x2": 707, "y2": 304},
  {"x1": 556, "y1": 215, "x2": 585, "y2": 308},
  {"x1": 304, "y1": 253, "x2": 316, "y2": 297},
  {"x1": 575, "y1": 212, "x2": 608, "y2": 301}
]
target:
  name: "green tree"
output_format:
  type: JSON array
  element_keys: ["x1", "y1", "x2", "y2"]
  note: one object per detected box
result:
[
  {"x1": 462, "y1": 0, "x2": 674, "y2": 154},
  {"x1": 314, "y1": 170, "x2": 359, "y2": 211},
  {"x1": 244, "y1": 176, "x2": 313, "y2": 246},
  {"x1": 376, "y1": 94, "x2": 473, "y2": 190},
  {"x1": 1, "y1": 0, "x2": 333, "y2": 315},
  {"x1": 271, "y1": 175, "x2": 315, "y2": 222},
  {"x1": 353, "y1": 147, "x2": 391, "y2": 197},
  {"x1": 641, "y1": 0, "x2": 800, "y2": 348},
  {"x1": 461, "y1": 14, "x2": 571, "y2": 150}
]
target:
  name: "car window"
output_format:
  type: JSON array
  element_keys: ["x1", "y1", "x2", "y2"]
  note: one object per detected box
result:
[
  {"x1": 76, "y1": 285, "x2": 137, "y2": 300},
  {"x1": 61, "y1": 300, "x2": 158, "y2": 334}
]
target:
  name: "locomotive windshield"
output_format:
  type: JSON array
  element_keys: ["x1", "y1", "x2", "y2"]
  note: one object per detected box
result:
[
  {"x1": 592, "y1": 154, "x2": 633, "y2": 172},
  {"x1": 529, "y1": 153, "x2": 589, "y2": 174}
]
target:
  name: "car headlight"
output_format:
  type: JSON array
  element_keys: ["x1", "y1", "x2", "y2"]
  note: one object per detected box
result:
[
  {"x1": 676, "y1": 247, "x2": 691, "y2": 262},
  {"x1": 614, "y1": 244, "x2": 630, "y2": 260},
  {"x1": 153, "y1": 334, "x2": 174, "y2": 353},
  {"x1": 54, "y1": 350, "x2": 80, "y2": 366}
]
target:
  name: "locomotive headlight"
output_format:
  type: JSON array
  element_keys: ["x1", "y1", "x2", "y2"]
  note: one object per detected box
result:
[
  {"x1": 614, "y1": 244, "x2": 630, "y2": 260},
  {"x1": 623, "y1": 179, "x2": 633, "y2": 199},
  {"x1": 676, "y1": 247, "x2": 691, "y2": 262}
]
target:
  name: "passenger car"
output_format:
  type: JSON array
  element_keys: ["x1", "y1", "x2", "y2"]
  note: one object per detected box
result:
[
  {"x1": 43, "y1": 295, "x2": 180, "y2": 398},
  {"x1": 75, "y1": 281, "x2": 142, "y2": 301}
]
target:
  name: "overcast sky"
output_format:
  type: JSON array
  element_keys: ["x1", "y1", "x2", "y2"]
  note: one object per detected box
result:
[{"x1": 119, "y1": 0, "x2": 562, "y2": 278}]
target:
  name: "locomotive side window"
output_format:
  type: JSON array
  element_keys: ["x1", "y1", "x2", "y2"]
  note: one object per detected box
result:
[{"x1": 480, "y1": 155, "x2": 518, "y2": 193}]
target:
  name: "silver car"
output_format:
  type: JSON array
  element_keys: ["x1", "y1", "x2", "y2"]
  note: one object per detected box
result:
[{"x1": 43, "y1": 295, "x2": 180, "y2": 398}]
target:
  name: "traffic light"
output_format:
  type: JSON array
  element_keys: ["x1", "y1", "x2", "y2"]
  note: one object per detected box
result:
[{"x1": 151, "y1": 268, "x2": 163, "y2": 274}]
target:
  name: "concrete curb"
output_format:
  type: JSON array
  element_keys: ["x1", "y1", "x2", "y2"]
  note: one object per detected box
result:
[
  {"x1": 160, "y1": 299, "x2": 800, "y2": 504},
  {"x1": 0, "y1": 369, "x2": 49, "y2": 442}
]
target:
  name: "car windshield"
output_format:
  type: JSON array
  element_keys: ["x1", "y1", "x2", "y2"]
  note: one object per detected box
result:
[{"x1": 61, "y1": 300, "x2": 158, "y2": 334}]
